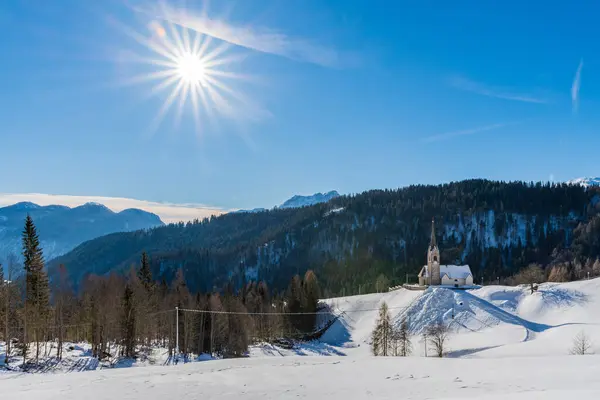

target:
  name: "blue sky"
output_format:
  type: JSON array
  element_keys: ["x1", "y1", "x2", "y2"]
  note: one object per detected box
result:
[{"x1": 0, "y1": 0, "x2": 598, "y2": 218}]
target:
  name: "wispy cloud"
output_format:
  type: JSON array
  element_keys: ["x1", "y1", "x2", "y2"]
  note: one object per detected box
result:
[
  {"x1": 449, "y1": 76, "x2": 548, "y2": 104},
  {"x1": 128, "y1": 2, "x2": 350, "y2": 68},
  {"x1": 423, "y1": 123, "x2": 510, "y2": 143},
  {"x1": 0, "y1": 193, "x2": 226, "y2": 224},
  {"x1": 571, "y1": 59, "x2": 583, "y2": 113}
]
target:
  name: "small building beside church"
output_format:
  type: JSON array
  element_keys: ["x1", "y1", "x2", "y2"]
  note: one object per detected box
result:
[{"x1": 418, "y1": 219, "x2": 474, "y2": 288}]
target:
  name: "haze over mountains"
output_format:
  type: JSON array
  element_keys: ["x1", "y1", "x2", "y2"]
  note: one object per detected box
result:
[{"x1": 0, "y1": 202, "x2": 163, "y2": 263}]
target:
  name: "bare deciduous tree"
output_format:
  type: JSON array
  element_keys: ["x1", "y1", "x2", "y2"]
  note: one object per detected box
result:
[
  {"x1": 371, "y1": 302, "x2": 392, "y2": 356},
  {"x1": 547, "y1": 264, "x2": 569, "y2": 283},
  {"x1": 570, "y1": 331, "x2": 593, "y2": 355},
  {"x1": 375, "y1": 274, "x2": 390, "y2": 293},
  {"x1": 426, "y1": 321, "x2": 450, "y2": 358},
  {"x1": 593, "y1": 259, "x2": 600, "y2": 277},
  {"x1": 397, "y1": 318, "x2": 412, "y2": 357},
  {"x1": 513, "y1": 263, "x2": 545, "y2": 294}
]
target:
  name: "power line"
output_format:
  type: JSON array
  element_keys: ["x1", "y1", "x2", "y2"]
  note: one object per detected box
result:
[{"x1": 177, "y1": 304, "x2": 412, "y2": 316}]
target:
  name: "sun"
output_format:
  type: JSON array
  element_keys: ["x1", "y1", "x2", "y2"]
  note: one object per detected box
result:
[
  {"x1": 114, "y1": 17, "x2": 263, "y2": 136},
  {"x1": 176, "y1": 52, "x2": 207, "y2": 86}
]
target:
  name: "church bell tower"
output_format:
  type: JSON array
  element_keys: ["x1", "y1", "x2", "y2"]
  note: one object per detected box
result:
[{"x1": 427, "y1": 218, "x2": 441, "y2": 285}]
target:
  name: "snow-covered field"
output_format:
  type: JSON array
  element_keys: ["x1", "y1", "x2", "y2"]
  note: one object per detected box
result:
[
  {"x1": 2, "y1": 355, "x2": 600, "y2": 399},
  {"x1": 2, "y1": 278, "x2": 600, "y2": 398}
]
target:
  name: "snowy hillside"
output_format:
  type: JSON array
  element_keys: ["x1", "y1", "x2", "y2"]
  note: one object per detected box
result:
[
  {"x1": 568, "y1": 177, "x2": 600, "y2": 187},
  {"x1": 320, "y1": 278, "x2": 600, "y2": 358}
]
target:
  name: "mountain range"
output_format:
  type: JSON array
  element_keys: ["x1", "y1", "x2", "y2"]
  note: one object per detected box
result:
[
  {"x1": 0, "y1": 202, "x2": 163, "y2": 264},
  {"x1": 47, "y1": 180, "x2": 600, "y2": 295},
  {"x1": 0, "y1": 190, "x2": 341, "y2": 267}
]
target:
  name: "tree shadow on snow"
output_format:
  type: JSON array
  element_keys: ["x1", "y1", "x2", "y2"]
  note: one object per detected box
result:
[
  {"x1": 445, "y1": 345, "x2": 502, "y2": 358},
  {"x1": 291, "y1": 341, "x2": 346, "y2": 356},
  {"x1": 538, "y1": 287, "x2": 589, "y2": 308}
]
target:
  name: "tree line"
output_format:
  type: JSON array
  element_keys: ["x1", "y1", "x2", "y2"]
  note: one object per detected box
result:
[{"x1": 1, "y1": 216, "x2": 323, "y2": 367}]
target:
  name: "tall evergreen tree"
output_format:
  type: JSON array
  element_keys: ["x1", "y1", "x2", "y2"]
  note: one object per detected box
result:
[
  {"x1": 137, "y1": 252, "x2": 154, "y2": 293},
  {"x1": 22, "y1": 215, "x2": 49, "y2": 363},
  {"x1": 285, "y1": 275, "x2": 303, "y2": 332},
  {"x1": 121, "y1": 283, "x2": 136, "y2": 358}
]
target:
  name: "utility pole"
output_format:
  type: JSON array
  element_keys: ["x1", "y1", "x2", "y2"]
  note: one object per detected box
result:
[{"x1": 175, "y1": 306, "x2": 179, "y2": 357}]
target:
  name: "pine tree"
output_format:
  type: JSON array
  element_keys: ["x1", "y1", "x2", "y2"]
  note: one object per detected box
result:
[
  {"x1": 137, "y1": 252, "x2": 154, "y2": 293},
  {"x1": 286, "y1": 275, "x2": 303, "y2": 332},
  {"x1": 121, "y1": 283, "x2": 136, "y2": 358},
  {"x1": 22, "y1": 215, "x2": 49, "y2": 363},
  {"x1": 136, "y1": 253, "x2": 156, "y2": 348},
  {"x1": 371, "y1": 302, "x2": 392, "y2": 356}
]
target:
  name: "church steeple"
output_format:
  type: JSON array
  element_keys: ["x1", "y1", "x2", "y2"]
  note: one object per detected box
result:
[
  {"x1": 427, "y1": 218, "x2": 441, "y2": 285},
  {"x1": 430, "y1": 218, "x2": 437, "y2": 248}
]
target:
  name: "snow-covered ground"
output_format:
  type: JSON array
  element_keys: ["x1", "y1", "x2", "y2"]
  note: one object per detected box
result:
[
  {"x1": 2, "y1": 278, "x2": 600, "y2": 398},
  {"x1": 320, "y1": 278, "x2": 600, "y2": 358},
  {"x1": 0, "y1": 342, "x2": 187, "y2": 373},
  {"x1": 2, "y1": 355, "x2": 600, "y2": 399}
]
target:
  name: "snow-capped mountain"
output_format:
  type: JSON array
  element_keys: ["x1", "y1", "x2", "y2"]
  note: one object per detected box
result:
[
  {"x1": 235, "y1": 191, "x2": 340, "y2": 213},
  {"x1": 0, "y1": 202, "x2": 163, "y2": 263},
  {"x1": 279, "y1": 191, "x2": 340, "y2": 209},
  {"x1": 567, "y1": 177, "x2": 600, "y2": 187}
]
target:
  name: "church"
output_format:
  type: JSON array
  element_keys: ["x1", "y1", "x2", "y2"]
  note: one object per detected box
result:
[{"x1": 418, "y1": 219, "x2": 474, "y2": 288}]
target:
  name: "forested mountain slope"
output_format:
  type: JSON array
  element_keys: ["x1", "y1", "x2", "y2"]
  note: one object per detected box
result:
[{"x1": 49, "y1": 180, "x2": 600, "y2": 294}]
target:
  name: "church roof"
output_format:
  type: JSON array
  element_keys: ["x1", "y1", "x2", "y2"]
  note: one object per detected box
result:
[
  {"x1": 419, "y1": 264, "x2": 472, "y2": 279},
  {"x1": 440, "y1": 265, "x2": 472, "y2": 279}
]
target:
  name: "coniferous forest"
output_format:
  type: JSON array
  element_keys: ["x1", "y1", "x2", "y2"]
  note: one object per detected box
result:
[{"x1": 47, "y1": 180, "x2": 600, "y2": 296}]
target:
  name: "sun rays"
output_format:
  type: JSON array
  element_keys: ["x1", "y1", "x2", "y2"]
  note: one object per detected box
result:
[{"x1": 113, "y1": 12, "x2": 263, "y2": 137}]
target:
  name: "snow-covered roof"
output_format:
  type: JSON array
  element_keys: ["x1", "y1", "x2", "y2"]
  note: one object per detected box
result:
[
  {"x1": 419, "y1": 264, "x2": 472, "y2": 279},
  {"x1": 440, "y1": 265, "x2": 472, "y2": 279}
]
